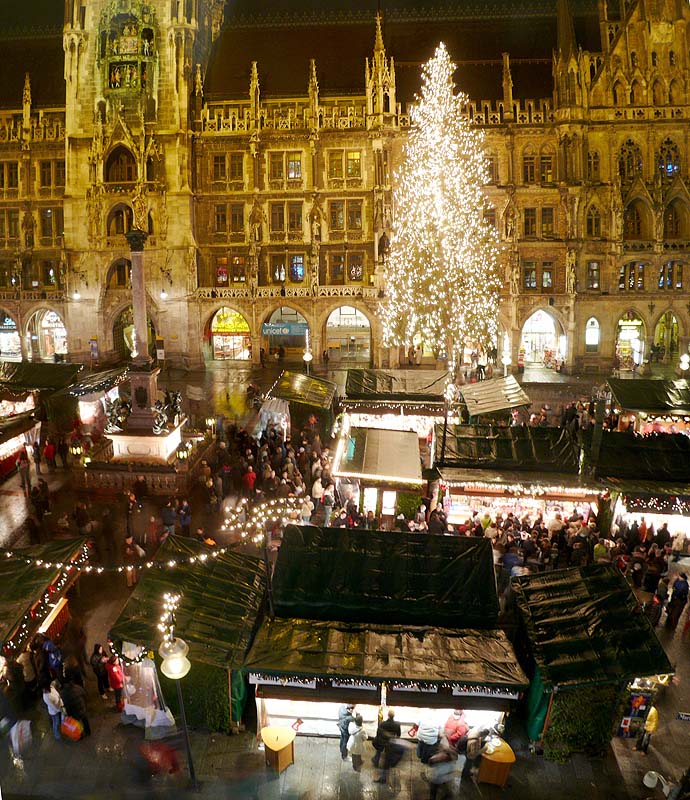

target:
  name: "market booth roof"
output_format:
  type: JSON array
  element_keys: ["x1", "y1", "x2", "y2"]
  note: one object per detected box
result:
[
  {"x1": 345, "y1": 369, "x2": 450, "y2": 402},
  {"x1": 267, "y1": 370, "x2": 338, "y2": 411},
  {"x1": 109, "y1": 537, "x2": 266, "y2": 669},
  {"x1": 607, "y1": 377, "x2": 690, "y2": 416},
  {"x1": 459, "y1": 376, "x2": 530, "y2": 417},
  {"x1": 435, "y1": 424, "x2": 579, "y2": 473},
  {"x1": 0, "y1": 361, "x2": 83, "y2": 395},
  {"x1": 0, "y1": 410, "x2": 38, "y2": 445},
  {"x1": 0, "y1": 538, "x2": 87, "y2": 649},
  {"x1": 582, "y1": 428, "x2": 690, "y2": 482},
  {"x1": 244, "y1": 618, "x2": 528, "y2": 692},
  {"x1": 272, "y1": 525, "x2": 499, "y2": 629},
  {"x1": 332, "y1": 426, "x2": 423, "y2": 486},
  {"x1": 437, "y1": 467, "x2": 600, "y2": 498},
  {"x1": 511, "y1": 564, "x2": 673, "y2": 692},
  {"x1": 56, "y1": 366, "x2": 129, "y2": 397}
]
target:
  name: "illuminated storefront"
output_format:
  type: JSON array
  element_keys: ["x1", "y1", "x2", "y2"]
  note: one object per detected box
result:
[
  {"x1": 616, "y1": 313, "x2": 645, "y2": 370},
  {"x1": 209, "y1": 307, "x2": 251, "y2": 361},
  {"x1": 26, "y1": 309, "x2": 68, "y2": 362},
  {"x1": 520, "y1": 310, "x2": 565, "y2": 368},
  {"x1": 325, "y1": 305, "x2": 371, "y2": 363},
  {"x1": 262, "y1": 307, "x2": 309, "y2": 361},
  {"x1": 0, "y1": 312, "x2": 21, "y2": 361}
]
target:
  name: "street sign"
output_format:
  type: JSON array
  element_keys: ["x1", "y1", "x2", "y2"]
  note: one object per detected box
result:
[{"x1": 156, "y1": 336, "x2": 165, "y2": 361}]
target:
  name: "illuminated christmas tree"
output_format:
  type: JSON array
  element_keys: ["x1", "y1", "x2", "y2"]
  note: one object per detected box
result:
[{"x1": 381, "y1": 43, "x2": 502, "y2": 375}]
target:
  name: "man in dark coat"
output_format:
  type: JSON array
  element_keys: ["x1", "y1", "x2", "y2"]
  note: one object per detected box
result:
[
  {"x1": 372, "y1": 709, "x2": 402, "y2": 768},
  {"x1": 337, "y1": 704, "x2": 355, "y2": 759},
  {"x1": 60, "y1": 679, "x2": 91, "y2": 737}
]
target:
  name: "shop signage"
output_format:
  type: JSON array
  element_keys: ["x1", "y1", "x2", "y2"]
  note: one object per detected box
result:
[
  {"x1": 249, "y1": 673, "x2": 316, "y2": 689},
  {"x1": 331, "y1": 679, "x2": 377, "y2": 691},
  {"x1": 452, "y1": 686, "x2": 520, "y2": 700},
  {"x1": 156, "y1": 336, "x2": 165, "y2": 361},
  {"x1": 677, "y1": 712, "x2": 690, "y2": 721},
  {"x1": 393, "y1": 682, "x2": 438, "y2": 694},
  {"x1": 262, "y1": 322, "x2": 308, "y2": 336}
]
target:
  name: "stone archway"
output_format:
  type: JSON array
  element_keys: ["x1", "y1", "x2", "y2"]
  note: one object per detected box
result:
[
  {"x1": 615, "y1": 310, "x2": 646, "y2": 371},
  {"x1": 653, "y1": 311, "x2": 679, "y2": 364},
  {"x1": 25, "y1": 308, "x2": 68, "y2": 363},
  {"x1": 519, "y1": 309, "x2": 566, "y2": 369},
  {"x1": 324, "y1": 305, "x2": 372, "y2": 364},
  {"x1": 204, "y1": 307, "x2": 252, "y2": 361},
  {"x1": 112, "y1": 305, "x2": 156, "y2": 362},
  {"x1": 261, "y1": 305, "x2": 310, "y2": 363},
  {"x1": 0, "y1": 309, "x2": 21, "y2": 361}
]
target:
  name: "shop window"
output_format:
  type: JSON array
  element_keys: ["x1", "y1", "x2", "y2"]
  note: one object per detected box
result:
[
  {"x1": 523, "y1": 262, "x2": 537, "y2": 289},
  {"x1": 328, "y1": 150, "x2": 344, "y2": 179},
  {"x1": 348, "y1": 253, "x2": 363, "y2": 282},
  {"x1": 346, "y1": 150, "x2": 361, "y2": 178},
  {"x1": 229, "y1": 152, "x2": 243, "y2": 181},
  {"x1": 347, "y1": 201, "x2": 362, "y2": 231},
  {"x1": 269, "y1": 152, "x2": 284, "y2": 180},
  {"x1": 541, "y1": 207, "x2": 555, "y2": 237},
  {"x1": 523, "y1": 208, "x2": 537, "y2": 237},
  {"x1": 541, "y1": 263, "x2": 553, "y2": 289},
  {"x1": 587, "y1": 151, "x2": 600, "y2": 181},
  {"x1": 287, "y1": 152, "x2": 302, "y2": 180},
  {"x1": 289, "y1": 254, "x2": 304, "y2": 282},
  {"x1": 288, "y1": 202, "x2": 302, "y2": 233},
  {"x1": 522, "y1": 153, "x2": 536, "y2": 184},
  {"x1": 230, "y1": 204, "x2": 244, "y2": 233},
  {"x1": 214, "y1": 204, "x2": 227, "y2": 233},
  {"x1": 587, "y1": 261, "x2": 600, "y2": 289},
  {"x1": 212, "y1": 154, "x2": 226, "y2": 181},
  {"x1": 231, "y1": 255, "x2": 246, "y2": 283},
  {"x1": 586, "y1": 206, "x2": 601, "y2": 237},
  {"x1": 215, "y1": 255, "x2": 228, "y2": 285},
  {"x1": 329, "y1": 200, "x2": 345, "y2": 231},
  {"x1": 270, "y1": 203, "x2": 285, "y2": 232},
  {"x1": 330, "y1": 253, "x2": 345, "y2": 283},
  {"x1": 585, "y1": 317, "x2": 600, "y2": 352}
]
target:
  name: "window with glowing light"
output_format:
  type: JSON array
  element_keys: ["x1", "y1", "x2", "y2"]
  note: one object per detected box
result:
[
  {"x1": 347, "y1": 201, "x2": 362, "y2": 230},
  {"x1": 541, "y1": 263, "x2": 553, "y2": 289},
  {"x1": 523, "y1": 208, "x2": 537, "y2": 237},
  {"x1": 329, "y1": 201, "x2": 344, "y2": 231},
  {"x1": 523, "y1": 262, "x2": 537, "y2": 289},
  {"x1": 271, "y1": 255, "x2": 286, "y2": 284},
  {"x1": 346, "y1": 151, "x2": 361, "y2": 178},
  {"x1": 231, "y1": 255, "x2": 246, "y2": 283},
  {"x1": 541, "y1": 207, "x2": 555, "y2": 237},
  {"x1": 328, "y1": 151, "x2": 344, "y2": 179},
  {"x1": 289, "y1": 254, "x2": 305, "y2": 282},
  {"x1": 585, "y1": 317, "x2": 600, "y2": 352},
  {"x1": 587, "y1": 261, "x2": 600, "y2": 289},
  {"x1": 348, "y1": 253, "x2": 364, "y2": 282},
  {"x1": 287, "y1": 152, "x2": 302, "y2": 180}
]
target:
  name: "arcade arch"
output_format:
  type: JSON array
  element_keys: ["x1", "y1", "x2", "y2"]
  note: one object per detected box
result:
[
  {"x1": 519, "y1": 309, "x2": 566, "y2": 368},
  {"x1": 615, "y1": 311, "x2": 646, "y2": 370},
  {"x1": 26, "y1": 309, "x2": 68, "y2": 362},
  {"x1": 205, "y1": 307, "x2": 251, "y2": 361},
  {"x1": 262, "y1": 306, "x2": 309, "y2": 362},
  {"x1": 324, "y1": 305, "x2": 371, "y2": 364}
]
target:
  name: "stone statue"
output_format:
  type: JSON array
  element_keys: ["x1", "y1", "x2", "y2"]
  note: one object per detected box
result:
[
  {"x1": 509, "y1": 257, "x2": 520, "y2": 295},
  {"x1": 566, "y1": 250, "x2": 577, "y2": 295},
  {"x1": 503, "y1": 200, "x2": 516, "y2": 241},
  {"x1": 104, "y1": 397, "x2": 132, "y2": 433},
  {"x1": 22, "y1": 208, "x2": 35, "y2": 249},
  {"x1": 249, "y1": 199, "x2": 264, "y2": 242},
  {"x1": 132, "y1": 185, "x2": 148, "y2": 231},
  {"x1": 152, "y1": 400, "x2": 169, "y2": 435}
]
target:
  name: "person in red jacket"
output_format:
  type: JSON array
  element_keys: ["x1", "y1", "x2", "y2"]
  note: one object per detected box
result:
[
  {"x1": 105, "y1": 654, "x2": 125, "y2": 711},
  {"x1": 242, "y1": 465, "x2": 257, "y2": 497},
  {"x1": 444, "y1": 709, "x2": 469, "y2": 749}
]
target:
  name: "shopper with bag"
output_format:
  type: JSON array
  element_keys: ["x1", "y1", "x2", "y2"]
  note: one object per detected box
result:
[
  {"x1": 347, "y1": 714, "x2": 368, "y2": 772},
  {"x1": 59, "y1": 677, "x2": 90, "y2": 738},
  {"x1": 41, "y1": 680, "x2": 64, "y2": 740}
]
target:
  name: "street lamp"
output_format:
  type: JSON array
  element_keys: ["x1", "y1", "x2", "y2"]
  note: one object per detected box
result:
[
  {"x1": 501, "y1": 332, "x2": 512, "y2": 377},
  {"x1": 158, "y1": 609, "x2": 198, "y2": 791},
  {"x1": 302, "y1": 350, "x2": 313, "y2": 375},
  {"x1": 680, "y1": 352, "x2": 689, "y2": 375}
]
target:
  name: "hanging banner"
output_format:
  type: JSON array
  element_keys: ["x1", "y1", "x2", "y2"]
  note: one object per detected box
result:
[
  {"x1": 89, "y1": 338, "x2": 99, "y2": 360},
  {"x1": 156, "y1": 336, "x2": 165, "y2": 361}
]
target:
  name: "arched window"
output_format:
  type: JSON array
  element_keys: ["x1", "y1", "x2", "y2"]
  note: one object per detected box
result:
[
  {"x1": 618, "y1": 140, "x2": 643, "y2": 183},
  {"x1": 587, "y1": 151, "x2": 600, "y2": 181},
  {"x1": 105, "y1": 145, "x2": 137, "y2": 183},
  {"x1": 658, "y1": 138, "x2": 681, "y2": 180},
  {"x1": 586, "y1": 206, "x2": 601, "y2": 237},
  {"x1": 664, "y1": 204, "x2": 680, "y2": 239},
  {"x1": 585, "y1": 317, "x2": 600, "y2": 352},
  {"x1": 106, "y1": 258, "x2": 131, "y2": 289},
  {"x1": 651, "y1": 51, "x2": 658, "y2": 67},
  {"x1": 106, "y1": 203, "x2": 133, "y2": 235},
  {"x1": 623, "y1": 204, "x2": 642, "y2": 238}
]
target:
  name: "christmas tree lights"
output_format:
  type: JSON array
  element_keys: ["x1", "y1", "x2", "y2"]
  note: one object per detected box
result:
[{"x1": 380, "y1": 43, "x2": 502, "y2": 375}]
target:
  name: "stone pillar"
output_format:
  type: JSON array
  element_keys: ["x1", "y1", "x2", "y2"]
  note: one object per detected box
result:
[{"x1": 125, "y1": 229, "x2": 150, "y2": 367}]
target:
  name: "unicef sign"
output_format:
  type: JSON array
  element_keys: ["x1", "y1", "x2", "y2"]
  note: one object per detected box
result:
[{"x1": 262, "y1": 322, "x2": 308, "y2": 336}]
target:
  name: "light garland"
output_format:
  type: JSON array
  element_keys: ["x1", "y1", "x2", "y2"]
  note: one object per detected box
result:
[
  {"x1": 379, "y1": 42, "x2": 502, "y2": 375},
  {"x1": 158, "y1": 592, "x2": 181, "y2": 646},
  {"x1": 624, "y1": 494, "x2": 690, "y2": 515},
  {"x1": 444, "y1": 480, "x2": 598, "y2": 498},
  {"x1": 220, "y1": 497, "x2": 302, "y2": 546}
]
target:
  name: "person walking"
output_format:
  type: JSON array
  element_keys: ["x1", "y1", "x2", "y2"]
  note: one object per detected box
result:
[
  {"x1": 160, "y1": 499, "x2": 176, "y2": 538},
  {"x1": 337, "y1": 703, "x2": 355, "y2": 760},
  {"x1": 16, "y1": 448, "x2": 31, "y2": 496},
  {"x1": 429, "y1": 742, "x2": 459, "y2": 800},
  {"x1": 105, "y1": 654, "x2": 125, "y2": 711},
  {"x1": 43, "y1": 439, "x2": 57, "y2": 471},
  {"x1": 60, "y1": 677, "x2": 90, "y2": 737},
  {"x1": 372, "y1": 708, "x2": 402, "y2": 782},
  {"x1": 178, "y1": 499, "x2": 192, "y2": 537},
  {"x1": 634, "y1": 705, "x2": 658, "y2": 755},
  {"x1": 90, "y1": 644, "x2": 109, "y2": 699},
  {"x1": 41, "y1": 680, "x2": 64, "y2": 741},
  {"x1": 666, "y1": 572, "x2": 689, "y2": 631},
  {"x1": 32, "y1": 441, "x2": 42, "y2": 475},
  {"x1": 347, "y1": 714, "x2": 368, "y2": 772}
]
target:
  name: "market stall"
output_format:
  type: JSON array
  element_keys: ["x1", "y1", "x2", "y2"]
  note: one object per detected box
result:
[
  {"x1": 458, "y1": 376, "x2": 530, "y2": 420},
  {"x1": 606, "y1": 377, "x2": 690, "y2": 434},
  {"x1": 264, "y1": 370, "x2": 338, "y2": 439},
  {"x1": 0, "y1": 410, "x2": 41, "y2": 480},
  {"x1": 331, "y1": 420, "x2": 424, "y2": 521},
  {"x1": 511, "y1": 564, "x2": 673, "y2": 759},
  {"x1": 0, "y1": 538, "x2": 88, "y2": 658}
]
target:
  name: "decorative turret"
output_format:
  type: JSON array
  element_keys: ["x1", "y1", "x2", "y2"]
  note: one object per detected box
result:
[
  {"x1": 249, "y1": 61, "x2": 260, "y2": 128},
  {"x1": 366, "y1": 13, "x2": 396, "y2": 128},
  {"x1": 502, "y1": 53, "x2": 514, "y2": 121},
  {"x1": 554, "y1": 0, "x2": 583, "y2": 108},
  {"x1": 22, "y1": 74, "x2": 32, "y2": 134},
  {"x1": 308, "y1": 58, "x2": 319, "y2": 122}
]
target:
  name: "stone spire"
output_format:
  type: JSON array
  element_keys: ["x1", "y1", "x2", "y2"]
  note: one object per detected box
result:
[
  {"x1": 366, "y1": 14, "x2": 396, "y2": 127},
  {"x1": 502, "y1": 53, "x2": 514, "y2": 121},
  {"x1": 249, "y1": 61, "x2": 260, "y2": 127},
  {"x1": 22, "y1": 73, "x2": 32, "y2": 132},
  {"x1": 374, "y1": 11, "x2": 385, "y2": 53},
  {"x1": 557, "y1": 0, "x2": 577, "y2": 61},
  {"x1": 308, "y1": 58, "x2": 319, "y2": 127}
]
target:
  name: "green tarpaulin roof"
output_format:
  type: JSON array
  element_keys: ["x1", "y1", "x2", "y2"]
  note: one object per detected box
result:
[
  {"x1": 109, "y1": 537, "x2": 266, "y2": 669},
  {"x1": 0, "y1": 538, "x2": 86, "y2": 647},
  {"x1": 435, "y1": 424, "x2": 580, "y2": 473},
  {"x1": 437, "y1": 467, "x2": 600, "y2": 495},
  {"x1": 0, "y1": 410, "x2": 38, "y2": 445},
  {"x1": 244, "y1": 619, "x2": 528, "y2": 689},
  {"x1": 0, "y1": 361, "x2": 83, "y2": 393},
  {"x1": 581, "y1": 429, "x2": 690, "y2": 482},
  {"x1": 267, "y1": 370, "x2": 338, "y2": 410},
  {"x1": 511, "y1": 564, "x2": 673, "y2": 691},
  {"x1": 607, "y1": 377, "x2": 690, "y2": 415},
  {"x1": 273, "y1": 525, "x2": 499, "y2": 629},
  {"x1": 345, "y1": 369, "x2": 450, "y2": 401}
]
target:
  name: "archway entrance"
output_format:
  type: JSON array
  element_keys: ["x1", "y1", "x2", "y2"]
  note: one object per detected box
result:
[
  {"x1": 207, "y1": 307, "x2": 251, "y2": 361},
  {"x1": 0, "y1": 311, "x2": 21, "y2": 361},
  {"x1": 113, "y1": 306, "x2": 156, "y2": 362},
  {"x1": 261, "y1": 307, "x2": 309, "y2": 363},
  {"x1": 616, "y1": 312, "x2": 645, "y2": 370},
  {"x1": 653, "y1": 311, "x2": 679, "y2": 363},
  {"x1": 520, "y1": 310, "x2": 565, "y2": 368},
  {"x1": 26, "y1": 309, "x2": 68, "y2": 362},
  {"x1": 325, "y1": 306, "x2": 371, "y2": 364}
]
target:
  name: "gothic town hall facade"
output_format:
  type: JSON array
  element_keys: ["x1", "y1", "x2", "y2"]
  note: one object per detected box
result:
[{"x1": 0, "y1": 0, "x2": 688, "y2": 374}]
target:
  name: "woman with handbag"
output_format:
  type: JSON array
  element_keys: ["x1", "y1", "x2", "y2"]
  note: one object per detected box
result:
[{"x1": 41, "y1": 680, "x2": 64, "y2": 740}]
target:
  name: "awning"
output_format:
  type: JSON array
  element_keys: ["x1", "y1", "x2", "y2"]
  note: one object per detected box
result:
[
  {"x1": 0, "y1": 361, "x2": 83, "y2": 395},
  {"x1": 332, "y1": 426, "x2": 423, "y2": 486},
  {"x1": 437, "y1": 467, "x2": 600, "y2": 497},
  {"x1": 0, "y1": 410, "x2": 38, "y2": 445},
  {"x1": 273, "y1": 525, "x2": 499, "y2": 629},
  {"x1": 607, "y1": 377, "x2": 690, "y2": 416},
  {"x1": 511, "y1": 564, "x2": 673, "y2": 691},
  {"x1": 59, "y1": 366, "x2": 129, "y2": 397},
  {"x1": 459, "y1": 376, "x2": 530, "y2": 416},
  {"x1": 244, "y1": 618, "x2": 528, "y2": 692},
  {"x1": 345, "y1": 369, "x2": 450, "y2": 401},
  {"x1": 581, "y1": 428, "x2": 690, "y2": 482},
  {"x1": 267, "y1": 370, "x2": 338, "y2": 410},
  {"x1": 109, "y1": 536, "x2": 266, "y2": 669}
]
